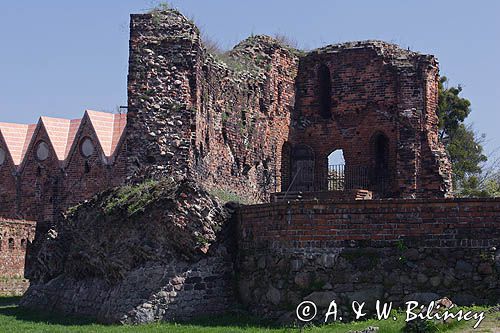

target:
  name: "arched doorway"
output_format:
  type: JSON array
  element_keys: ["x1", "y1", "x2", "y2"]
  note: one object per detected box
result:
[
  {"x1": 327, "y1": 149, "x2": 345, "y2": 190},
  {"x1": 289, "y1": 145, "x2": 315, "y2": 192}
]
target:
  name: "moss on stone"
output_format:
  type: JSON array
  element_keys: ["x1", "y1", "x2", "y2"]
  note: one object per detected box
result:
[{"x1": 101, "y1": 179, "x2": 164, "y2": 216}]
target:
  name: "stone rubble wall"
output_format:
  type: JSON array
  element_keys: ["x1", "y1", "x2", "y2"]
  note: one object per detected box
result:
[
  {"x1": 126, "y1": 11, "x2": 201, "y2": 182},
  {"x1": 238, "y1": 198, "x2": 500, "y2": 320},
  {"x1": 126, "y1": 10, "x2": 300, "y2": 203},
  {"x1": 20, "y1": 179, "x2": 238, "y2": 323},
  {"x1": 22, "y1": 255, "x2": 235, "y2": 323}
]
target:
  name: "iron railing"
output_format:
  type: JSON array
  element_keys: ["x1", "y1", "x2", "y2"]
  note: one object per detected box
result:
[
  {"x1": 326, "y1": 164, "x2": 370, "y2": 191},
  {"x1": 288, "y1": 164, "x2": 392, "y2": 195}
]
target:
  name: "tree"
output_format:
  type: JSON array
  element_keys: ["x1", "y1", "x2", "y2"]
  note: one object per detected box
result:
[
  {"x1": 446, "y1": 124, "x2": 487, "y2": 183},
  {"x1": 437, "y1": 76, "x2": 471, "y2": 141},
  {"x1": 437, "y1": 76, "x2": 491, "y2": 197}
]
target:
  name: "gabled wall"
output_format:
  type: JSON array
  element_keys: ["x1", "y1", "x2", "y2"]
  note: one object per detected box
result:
[
  {"x1": 0, "y1": 111, "x2": 127, "y2": 235},
  {"x1": 0, "y1": 134, "x2": 18, "y2": 217},
  {"x1": 19, "y1": 121, "x2": 65, "y2": 227}
]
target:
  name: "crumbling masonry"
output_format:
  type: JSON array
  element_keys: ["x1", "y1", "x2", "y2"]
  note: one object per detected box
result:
[
  {"x1": 1, "y1": 8, "x2": 498, "y2": 323},
  {"x1": 1, "y1": 9, "x2": 452, "y2": 289}
]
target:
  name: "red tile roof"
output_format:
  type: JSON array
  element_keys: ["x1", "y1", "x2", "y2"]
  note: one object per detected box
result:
[
  {"x1": 86, "y1": 110, "x2": 127, "y2": 157},
  {"x1": 0, "y1": 110, "x2": 127, "y2": 167},
  {"x1": 0, "y1": 122, "x2": 37, "y2": 165},
  {"x1": 40, "y1": 117, "x2": 82, "y2": 161}
]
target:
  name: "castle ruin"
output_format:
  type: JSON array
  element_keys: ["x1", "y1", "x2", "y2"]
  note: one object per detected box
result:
[{"x1": 0, "y1": 8, "x2": 498, "y2": 324}]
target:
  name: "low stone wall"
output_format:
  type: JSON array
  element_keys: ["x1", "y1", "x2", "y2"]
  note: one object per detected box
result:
[
  {"x1": 22, "y1": 256, "x2": 235, "y2": 323},
  {"x1": 238, "y1": 198, "x2": 500, "y2": 320}
]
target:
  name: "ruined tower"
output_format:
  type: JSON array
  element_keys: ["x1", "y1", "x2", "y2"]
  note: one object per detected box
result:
[
  {"x1": 126, "y1": 9, "x2": 300, "y2": 202},
  {"x1": 126, "y1": 10, "x2": 452, "y2": 201}
]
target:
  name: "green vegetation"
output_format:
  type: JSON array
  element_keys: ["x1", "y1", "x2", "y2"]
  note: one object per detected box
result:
[
  {"x1": 437, "y1": 76, "x2": 499, "y2": 197},
  {"x1": 100, "y1": 179, "x2": 167, "y2": 216},
  {"x1": 208, "y1": 189, "x2": 248, "y2": 204},
  {"x1": 0, "y1": 297, "x2": 496, "y2": 333}
]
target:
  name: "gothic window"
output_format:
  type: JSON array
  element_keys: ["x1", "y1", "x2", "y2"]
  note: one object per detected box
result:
[
  {"x1": 280, "y1": 142, "x2": 292, "y2": 191},
  {"x1": 8, "y1": 238, "x2": 14, "y2": 250},
  {"x1": 318, "y1": 64, "x2": 332, "y2": 119},
  {"x1": 327, "y1": 149, "x2": 345, "y2": 190},
  {"x1": 371, "y1": 132, "x2": 390, "y2": 194}
]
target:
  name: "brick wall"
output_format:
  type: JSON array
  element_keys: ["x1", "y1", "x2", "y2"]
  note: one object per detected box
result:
[
  {"x1": 191, "y1": 37, "x2": 299, "y2": 202},
  {"x1": 286, "y1": 42, "x2": 452, "y2": 198},
  {"x1": 126, "y1": 11, "x2": 299, "y2": 202},
  {"x1": 0, "y1": 113, "x2": 127, "y2": 294},
  {"x1": 0, "y1": 148, "x2": 17, "y2": 218},
  {"x1": 240, "y1": 198, "x2": 500, "y2": 248},
  {"x1": 125, "y1": 12, "x2": 452, "y2": 201},
  {"x1": 0, "y1": 113, "x2": 127, "y2": 231},
  {"x1": 238, "y1": 199, "x2": 500, "y2": 319},
  {"x1": 0, "y1": 219, "x2": 35, "y2": 278}
]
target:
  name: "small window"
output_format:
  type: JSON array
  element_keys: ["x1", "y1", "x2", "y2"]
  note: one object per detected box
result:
[
  {"x1": 84, "y1": 161, "x2": 91, "y2": 174},
  {"x1": 35, "y1": 141, "x2": 50, "y2": 161},
  {"x1": 80, "y1": 137, "x2": 95, "y2": 158},
  {"x1": 0, "y1": 147, "x2": 5, "y2": 165},
  {"x1": 8, "y1": 238, "x2": 14, "y2": 250},
  {"x1": 318, "y1": 64, "x2": 332, "y2": 119},
  {"x1": 21, "y1": 239, "x2": 27, "y2": 249}
]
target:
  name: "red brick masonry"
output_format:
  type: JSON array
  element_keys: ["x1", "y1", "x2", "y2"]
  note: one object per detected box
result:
[
  {"x1": 240, "y1": 198, "x2": 500, "y2": 248},
  {"x1": 0, "y1": 219, "x2": 35, "y2": 281}
]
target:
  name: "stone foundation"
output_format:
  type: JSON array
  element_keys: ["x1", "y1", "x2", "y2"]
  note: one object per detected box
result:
[
  {"x1": 238, "y1": 198, "x2": 500, "y2": 321},
  {"x1": 22, "y1": 255, "x2": 235, "y2": 323}
]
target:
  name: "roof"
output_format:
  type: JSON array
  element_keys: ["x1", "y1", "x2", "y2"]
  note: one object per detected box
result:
[
  {"x1": 40, "y1": 117, "x2": 82, "y2": 161},
  {"x1": 0, "y1": 122, "x2": 37, "y2": 165},
  {"x1": 0, "y1": 110, "x2": 127, "y2": 167},
  {"x1": 86, "y1": 110, "x2": 127, "y2": 157}
]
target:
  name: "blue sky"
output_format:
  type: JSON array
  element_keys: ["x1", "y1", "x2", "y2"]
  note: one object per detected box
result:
[{"x1": 0, "y1": 1, "x2": 499, "y2": 158}]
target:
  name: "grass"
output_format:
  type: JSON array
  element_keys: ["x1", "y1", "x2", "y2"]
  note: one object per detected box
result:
[
  {"x1": 0, "y1": 297, "x2": 497, "y2": 333},
  {"x1": 208, "y1": 188, "x2": 249, "y2": 204}
]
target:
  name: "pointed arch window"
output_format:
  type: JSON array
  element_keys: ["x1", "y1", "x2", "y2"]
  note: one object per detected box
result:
[{"x1": 318, "y1": 64, "x2": 332, "y2": 119}]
